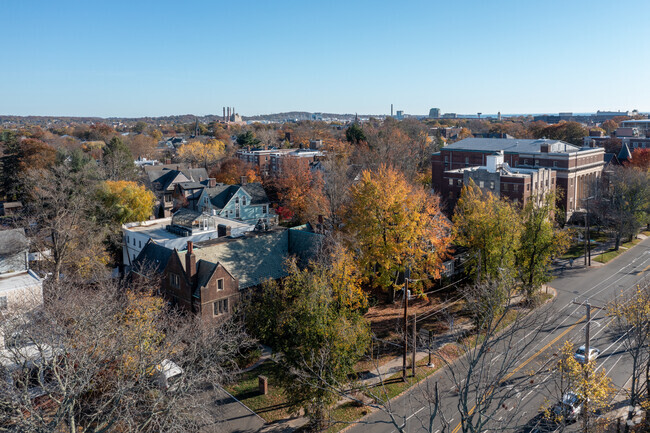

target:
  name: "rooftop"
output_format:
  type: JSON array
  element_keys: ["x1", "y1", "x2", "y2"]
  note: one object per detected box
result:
[
  {"x1": 442, "y1": 138, "x2": 581, "y2": 154},
  {"x1": 0, "y1": 270, "x2": 42, "y2": 294},
  {"x1": 123, "y1": 215, "x2": 251, "y2": 241},
  {"x1": 0, "y1": 228, "x2": 29, "y2": 256}
]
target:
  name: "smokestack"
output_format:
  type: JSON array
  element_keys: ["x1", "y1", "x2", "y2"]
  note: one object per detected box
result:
[
  {"x1": 185, "y1": 241, "x2": 196, "y2": 283},
  {"x1": 223, "y1": 107, "x2": 226, "y2": 121},
  {"x1": 233, "y1": 107, "x2": 236, "y2": 116},
  {"x1": 391, "y1": 104, "x2": 393, "y2": 117}
]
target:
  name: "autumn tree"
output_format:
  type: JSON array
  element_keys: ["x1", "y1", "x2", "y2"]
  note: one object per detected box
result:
[
  {"x1": 345, "y1": 165, "x2": 452, "y2": 298},
  {"x1": 601, "y1": 119, "x2": 618, "y2": 135},
  {"x1": 609, "y1": 283, "x2": 650, "y2": 425},
  {"x1": 18, "y1": 138, "x2": 56, "y2": 171},
  {"x1": 596, "y1": 167, "x2": 650, "y2": 249},
  {"x1": 177, "y1": 139, "x2": 225, "y2": 170},
  {"x1": 517, "y1": 192, "x2": 571, "y2": 302},
  {"x1": 245, "y1": 259, "x2": 369, "y2": 429},
  {"x1": 627, "y1": 148, "x2": 650, "y2": 171},
  {"x1": 125, "y1": 133, "x2": 157, "y2": 159},
  {"x1": 0, "y1": 277, "x2": 254, "y2": 433},
  {"x1": 103, "y1": 136, "x2": 138, "y2": 181},
  {"x1": 96, "y1": 180, "x2": 155, "y2": 225},
  {"x1": 22, "y1": 162, "x2": 107, "y2": 282},
  {"x1": 0, "y1": 133, "x2": 56, "y2": 200},
  {"x1": 546, "y1": 342, "x2": 614, "y2": 430},
  {"x1": 209, "y1": 157, "x2": 260, "y2": 185},
  {"x1": 271, "y1": 157, "x2": 328, "y2": 225},
  {"x1": 453, "y1": 180, "x2": 522, "y2": 283}
]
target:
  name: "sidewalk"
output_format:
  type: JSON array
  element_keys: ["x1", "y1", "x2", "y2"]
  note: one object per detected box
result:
[{"x1": 553, "y1": 233, "x2": 648, "y2": 273}]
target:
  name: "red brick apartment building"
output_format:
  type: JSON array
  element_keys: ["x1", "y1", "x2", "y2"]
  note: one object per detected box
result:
[{"x1": 432, "y1": 138, "x2": 604, "y2": 216}]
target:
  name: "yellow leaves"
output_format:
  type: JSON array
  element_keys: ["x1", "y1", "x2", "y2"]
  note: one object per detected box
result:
[
  {"x1": 329, "y1": 244, "x2": 367, "y2": 311},
  {"x1": 345, "y1": 165, "x2": 452, "y2": 294},
  {"x1": 98, "y1": 180, "x2": 155, "y2": 224},
  {"x1": 177, "y1": 139, "x2": 225, "y2": 168}
]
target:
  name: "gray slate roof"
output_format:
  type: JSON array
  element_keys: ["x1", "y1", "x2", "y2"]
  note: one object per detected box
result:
[
  {"x1": 241, "y1": 183, "x2": 270, "y2": 205},
  {"x1": 204, "y1": 183, "x2": 270, "y2": 210},
  {"x1": 180, "y1": 230, "x2": 290, "y2": 289},
  {"x1": 443, "y1": 138, "x2": 580, "y2": 154},
  {"x1": 147, "y1": 168, "x2": 209, "y2": 191},
  {"x1": 0, "y1": 228, "x2": 29, "y2": 256},
  {"x1": 132, "y1": 240, "x2": 173, "y2": 274}
]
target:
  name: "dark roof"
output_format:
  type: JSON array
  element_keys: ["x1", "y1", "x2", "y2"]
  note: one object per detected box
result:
[
  {"x1": 146, "y1": 167, "x2": 209, "y2": 190},
  {"x1": 0, "y1": 228, "x2": 29, "y2": 256},
  {"x1": 177, "y1": 181, "x2": 205, "y2": 190},
  {"x1": 194, "y1": 260, "x2": 217, "y2": 296},
  {"x1": 132, "y1": 240, "x2": 173, "y2": 274},
  {"x1": 443, "y1": 138, "x2": 580, "y2": 154},
  {"x1": 205, "y1": 185, "x2": 238, "y2": 210},
  {"x1": 241, "y1": 183, "x2": 270, "y2": 205},
  {"x1": 618, "y1": 142, "x2": 632, "y2": 162}
]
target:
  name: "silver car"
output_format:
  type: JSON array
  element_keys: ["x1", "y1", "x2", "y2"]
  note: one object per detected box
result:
[{"x1": 574, "y1": 346, "x2": 600, "y2": 363}]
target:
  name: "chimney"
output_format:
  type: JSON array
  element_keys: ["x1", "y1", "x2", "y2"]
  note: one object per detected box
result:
[
  {"x1": 165, "y1": 158, "x2": 171, "y2": 165},
  {"x1": 185, "y1": 241, "x2": 196, "y2": 283},
  {"x1": 223, "y1": 106, "x2": 226, "y2": 121},
  {"x1": 218, "y1": 224, "x2": 232, "y2": 237},
  {"x1": 240, "y1": 175, "x2": 247, "y2": 185},
  {"x1": 208, "y1": 177, "x2": 216, "y2": 187},
  {"x1": 227, "y1": 107, "x2": 231, "y2": 119}
]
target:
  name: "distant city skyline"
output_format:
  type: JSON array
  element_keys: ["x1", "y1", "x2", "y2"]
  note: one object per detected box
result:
[{"x1": 2, "y1": 0, "x2": 649, "y2": 118}]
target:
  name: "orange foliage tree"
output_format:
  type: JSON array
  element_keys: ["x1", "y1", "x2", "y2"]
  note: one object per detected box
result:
[
  {"x1": 210, "y1": 157, "x2": 261, "y2": 185},
  {"x1": 272, "y1": 158, "x2": 328, "y2": 224},
  {"x1": 345, "y1": 165, "x2": 452, "y2": 296},
  {"x1": 627, "y1": 148, "x2": 650, "y2": 171}
]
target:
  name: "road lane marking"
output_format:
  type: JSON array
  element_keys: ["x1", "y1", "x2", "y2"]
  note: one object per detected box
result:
[{"x1": 635, "y1": 264, "x2": 650, "y2": 275}]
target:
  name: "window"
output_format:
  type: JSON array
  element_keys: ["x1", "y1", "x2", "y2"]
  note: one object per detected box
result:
[
  {"x1": 242, "y1": 197, "x2": 247, "y2": 206},
  {"x1": 217, "y1": 278, "x2": 224, "y2": 291},
  {"x1": 553, "y1": 161, "x2": 558, "y2": 167},
  {"x1": 213, "y1": 298, "x2": 229, "y2": 316},
  {"x1": 457, "y1": 179, "x2": 462, "y2": 186},
  {"x1": 514, "y1": 184, "x2": 519, "y2": 192},
  {"x1": 133, "y1": 237, "x2": 136, "y2": 246},
  {"x1": 527, "y1": 184, "x2": 530, "y2": 191},
  {"x1": 465, "y1": 157, "x2": 469, "y2": 166},
  {"x1": 524, "y1": 159, "x2": 529, "y2": 165},
  {"x1": 262, "y1": 205, "x2": 267, "y2": 214},
  {"x1": 235, "y1": 197, "x2": 239, "y2": 204},
  {"x1": 503, "y1": 183, "x2": 508, "y2": 191},
  {"x1": 139, "y1": 240, "x2": 142, "y2": 248},
  {"x1": 490, "y1": 181, "x2": 495, "y2": 189},
  {"x1": 0, "y1": 296, "x2": 7, "y2": 310},
  {"x1": 479, "y1": 181, "x2": 484, "y2": 188},
  {"x1": 236, "y1": 207, "x2": 240, "y2": 218},
  {"x1": 444, "y1": 156, "x2": 448, "y2": 163},
  {"x1": 449, "y1": 179, "x2": 454, "y2": 186},
  {"x1": 534, "y1": 159, "x2": 539, "y2": 166},
  {"x1": 170, "y1": 273, "x2": 180, "y2": 289}
]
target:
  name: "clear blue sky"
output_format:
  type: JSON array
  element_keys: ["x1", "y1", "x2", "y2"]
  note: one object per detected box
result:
[{"x1": 2, "y1": 0, "x2": 649, "y2": 117}]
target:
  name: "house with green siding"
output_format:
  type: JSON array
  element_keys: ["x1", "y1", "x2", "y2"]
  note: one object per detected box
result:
[{"x1": 196, "y1": 182, "x2": 275, "y2": 227}]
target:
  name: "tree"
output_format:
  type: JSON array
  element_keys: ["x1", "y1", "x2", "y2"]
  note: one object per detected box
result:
[
  {"x1": 103, "y1": 136, "x2": 137, "y2": 181},
  {"x1": 596, "y1": 167, "x2": 650, "y2": 250},
  {"x1": 209, "y1": 157, "x2": 260, "y2": 185},
  {"x1": 609, "y1": 283, "x2": 650, "y2": 426},
  {"x1": 245, "y1": 260, "x2": 370, "y2": 429},
  {"x1": 271, "y1": 157, "x2": 328, "y2": 225},
  {"x1": 126, "y1": 133, "x2": 157, "y2": 159},
  {"x1": 453, "y1": 180, "x2": 522, "y2": 283},
  {"x1": 177, "y1": 139, "x2": 225, "y2": 170},
  {"x1": 546, "y1": 341, "x2": 614, "y2": 431},
  {"x1": 236, "y1": 130, "x2": 260, "y2": 147},
  {"x1": 96, "y1": 180, "x2": 155, "y2": 225},
  {"x1": 345, "y1": 123, "x2": 366, "y2": 144},
  {"x1": 345, "y1": 165, "x2": 452, "y2": 297},
  {"x1": 627, "y1": 148, "x2": 650, "y2": 171},
  {"x1": 601, "y1": 119, "x2": 618, "y2": 135},
  {"x1": 18, "y1": 138, "x2": 56, "y2": 172},
  {"x1": 22, "y1": 163, "x2": 106, "y2": 282},
  {"x1": 517, "y1": 192, "x2": 571, "y2": 302},
  {"x1": 0, "y1": 277, "x2": 254, "y2": 433}
]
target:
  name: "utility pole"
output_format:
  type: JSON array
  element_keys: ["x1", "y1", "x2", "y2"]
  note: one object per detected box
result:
[
  {"x1": 402, "y1": 267, "x2": 410, "y2": 382},
  {"x1": 427, "y1": 329, "x2": 434, "y2": 368},
  {"x1": 572, "y1": 298, "x2": 604, "y2": 433},
  {"x1": 412, "y1": 313, "x2": 417, "y2": 376}
]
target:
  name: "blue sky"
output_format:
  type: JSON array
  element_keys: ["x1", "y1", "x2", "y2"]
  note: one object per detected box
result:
[{"x1": 2, "y1": 0, "x2": 649, "y2": 117}]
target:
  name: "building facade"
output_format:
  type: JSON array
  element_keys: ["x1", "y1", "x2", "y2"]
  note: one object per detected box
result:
[{"x1": 432, "y1": 138, "x2": 605, "y2": 216}]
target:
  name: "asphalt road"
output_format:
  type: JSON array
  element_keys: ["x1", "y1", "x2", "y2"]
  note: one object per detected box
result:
[{"x1": 346, "y1": 237, "x2": 650, "y2": 433}]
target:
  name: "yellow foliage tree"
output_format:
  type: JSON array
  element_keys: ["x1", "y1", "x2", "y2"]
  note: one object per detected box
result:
[
  {"x1": 97, "y1": 180, "x2": 155, "y2": 224},
  {"x1": 345, "y1": 165, "x2": 452, "y2": 296},
  {"x1": 327, "y1": 244, "x2": 368, "y2": 311},
  {"x1": 177, "y1": 139, "x2": 225, "y2": 169}
]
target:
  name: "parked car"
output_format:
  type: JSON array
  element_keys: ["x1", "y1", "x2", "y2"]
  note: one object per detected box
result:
[
  {"x1": 574, "y1": 345, "x2": 600, "y2": 363},
  {"x1": 151, "y1": 359, "x2": 183, "y2": 392},
  {"x1": 553, "y1": 392, "x2": 583, "y2": 421}
]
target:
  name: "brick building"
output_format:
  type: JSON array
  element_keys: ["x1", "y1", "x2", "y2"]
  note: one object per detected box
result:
[
  {"x1": 432, "y1": 138, "x2": 605, "y2": 216},
  {"x1": 441, "y1": 151, "x2": 556, "y2": 208},
  {"x1": 236, "y1": 148, "x2": 323, "y2": 176}
]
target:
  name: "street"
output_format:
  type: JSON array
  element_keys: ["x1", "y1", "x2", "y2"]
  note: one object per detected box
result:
[{"x1": 346, "y1": 238, "x2": 650, "y2": 433}]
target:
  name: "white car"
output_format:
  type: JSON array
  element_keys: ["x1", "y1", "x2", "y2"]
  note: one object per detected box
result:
[
  {"x1": 574, "y1": 346, "x2": 600, "y2": 363},
  {"x1": 553, "y1": 392, "x2": 583, "y2": 421}
]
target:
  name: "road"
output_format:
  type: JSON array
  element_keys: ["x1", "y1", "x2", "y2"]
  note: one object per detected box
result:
[{"x1": 346, "y1": 238, "x2": 650, "y2": 433}]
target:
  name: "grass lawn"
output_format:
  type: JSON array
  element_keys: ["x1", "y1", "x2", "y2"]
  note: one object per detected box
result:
[
  {"x1": 594, "y1": 238, "x2": 641, "y2": 264},
  {"x1": 325, "y1": 403, "x2": 371, "y2": 433},
  {"x1": 224, "y1": 360, "x2": 293, "y2": 423}
]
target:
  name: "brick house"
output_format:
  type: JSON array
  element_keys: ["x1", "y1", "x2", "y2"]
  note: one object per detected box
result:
[{"x1": 432, "y1": 138, "x2": 604, "y2": 217}]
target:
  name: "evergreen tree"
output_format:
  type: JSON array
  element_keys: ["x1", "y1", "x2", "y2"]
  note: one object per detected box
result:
[{"x1": 102, "y1": 136, "x2": 137, "y2": 181}]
